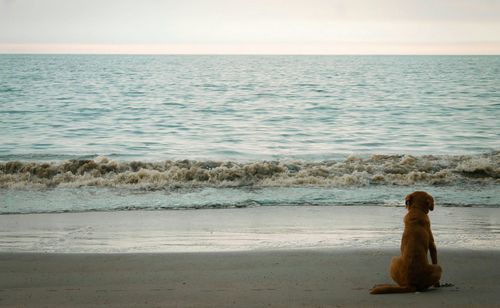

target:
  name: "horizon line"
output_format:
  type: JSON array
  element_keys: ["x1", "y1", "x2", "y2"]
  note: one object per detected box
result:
[
  {"x1": 1, "y1": 42, "x2": 499, "y2": 55},
  {"x1": 1, "y1": 53, "x2": 499, "y2": 56}
]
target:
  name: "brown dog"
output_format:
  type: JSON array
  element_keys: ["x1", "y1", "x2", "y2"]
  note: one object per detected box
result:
[{"x1": 370, "y1": 191, "x2": 442, "y2": 294}]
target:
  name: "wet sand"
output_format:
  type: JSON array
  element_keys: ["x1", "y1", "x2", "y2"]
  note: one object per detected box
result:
[
  {"x1": 0, "y1": 206, "x2": 498, "y2": 306},
  {"x1": 0, "y1": 206, "x2": 498, "y2": 252},
  {"x1": 1, "y1": 249, "x2": 499, "y2": 307}
]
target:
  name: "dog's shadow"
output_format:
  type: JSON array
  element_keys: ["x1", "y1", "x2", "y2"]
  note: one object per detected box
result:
[{"x1": 423, "y1": 282, "x2": 457, "y2": 293}]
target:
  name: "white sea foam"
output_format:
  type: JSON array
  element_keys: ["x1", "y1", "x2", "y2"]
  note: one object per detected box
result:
[{"x1": 1, "y1": 152, "x2": 498, "y2": 189}]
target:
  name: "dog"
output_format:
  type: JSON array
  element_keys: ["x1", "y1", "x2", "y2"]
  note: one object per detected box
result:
[{"x1": 370, "y1": 191, "x2": 442, "y2": 294}]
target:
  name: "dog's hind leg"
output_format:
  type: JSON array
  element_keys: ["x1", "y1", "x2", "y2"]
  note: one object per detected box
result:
[
  {"x1": 429, "y1": 264, "x2": 442, "y2": 287},
  {"x1": 370, "y1": 257, "x2": 417, "y2": 294},
  {"x1": 415, "y1": 264, "x2": 442, "y2": 291},
  {"x1": 389, "y1": 256, "x2": 406, "y2": 286}
]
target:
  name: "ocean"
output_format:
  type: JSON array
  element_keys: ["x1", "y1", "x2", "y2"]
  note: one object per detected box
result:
[{"x1": 0, "y1": 55, "x2": 499, "y2": 214}]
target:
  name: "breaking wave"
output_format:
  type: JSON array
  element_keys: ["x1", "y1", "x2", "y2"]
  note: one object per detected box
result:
[{"x1": 0, "y1": 152, "x2": 498, "y2": 190}]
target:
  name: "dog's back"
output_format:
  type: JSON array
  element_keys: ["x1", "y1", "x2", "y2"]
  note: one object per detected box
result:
[{"x1": 401, "y1": 210, "x2": 432, "y2": 262}]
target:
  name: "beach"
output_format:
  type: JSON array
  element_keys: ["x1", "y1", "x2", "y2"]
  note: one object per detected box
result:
[
  {"x1": 0, "y1": 206, "x2": 499, "y2": 307},
  {"x1": 1, "y1": 249, "x2": 499, "y2": 307}
]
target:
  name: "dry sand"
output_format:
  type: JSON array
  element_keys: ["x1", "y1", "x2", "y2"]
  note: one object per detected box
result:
[{"x1": 1, "y1": 249, "x2": 499, "y2": 307}]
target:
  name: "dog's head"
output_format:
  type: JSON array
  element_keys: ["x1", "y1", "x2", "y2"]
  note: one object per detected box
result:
[{"x1": 405, "y1": 191, "x2": 434, "y2": 213}]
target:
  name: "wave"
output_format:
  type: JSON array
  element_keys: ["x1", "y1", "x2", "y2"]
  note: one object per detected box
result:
[{"x1": 0, "y1": 152, "x2": 498, "y2": 189}]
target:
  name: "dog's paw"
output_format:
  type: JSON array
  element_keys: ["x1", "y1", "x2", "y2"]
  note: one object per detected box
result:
[{"x1": 439, "y1": 282, "x2": 455, "y2": 288}]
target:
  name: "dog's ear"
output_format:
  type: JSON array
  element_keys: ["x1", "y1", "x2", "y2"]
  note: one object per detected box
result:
[
  {"x1": 405, "y1": 194, "x2": 412, "y2": 210},
  {"x1": 427, "y1": 195, "x2": 434, "y2": 211}
]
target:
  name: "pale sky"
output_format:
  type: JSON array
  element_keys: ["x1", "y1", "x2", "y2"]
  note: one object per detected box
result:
[{"x1": 1, "y1": 0, "x2": 499, "y2": 54}]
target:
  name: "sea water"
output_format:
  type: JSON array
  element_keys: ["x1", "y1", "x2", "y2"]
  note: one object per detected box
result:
[{"x1": 0, "y1": 55, "x2": 499, "y2": 213}]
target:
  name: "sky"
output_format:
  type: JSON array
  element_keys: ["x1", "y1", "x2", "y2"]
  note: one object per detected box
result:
[{"x1": 1, "y1": 0, "x2": 499, "y2": 54}]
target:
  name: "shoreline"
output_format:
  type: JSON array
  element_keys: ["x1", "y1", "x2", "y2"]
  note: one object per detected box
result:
[
  {"x1": 0, "y1": 206, "x2": 498, "y2": 253},
  {"x1": 1, "y1": 249, "x2": 499, "y2": 307}
]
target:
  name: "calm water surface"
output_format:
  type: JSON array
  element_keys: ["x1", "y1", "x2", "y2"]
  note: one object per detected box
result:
[{"x1": 1, "y1": 55, "x2": 499, "y2": 160}]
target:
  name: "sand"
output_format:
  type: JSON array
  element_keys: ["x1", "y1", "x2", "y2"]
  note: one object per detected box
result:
[
  {"x1": 1, "y1": 206, "x2": 498, "y2": 252},
  {"x1": 0, "y1": 206, "x2": 499, "y2": 307},
  {"x1": 1, "y1": 249, "x2": 499, "y2": 307}
]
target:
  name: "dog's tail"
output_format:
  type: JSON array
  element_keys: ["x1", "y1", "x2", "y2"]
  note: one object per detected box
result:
[{"x1": 370, "y1": 284, "x2": 416, "y2": 294}]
